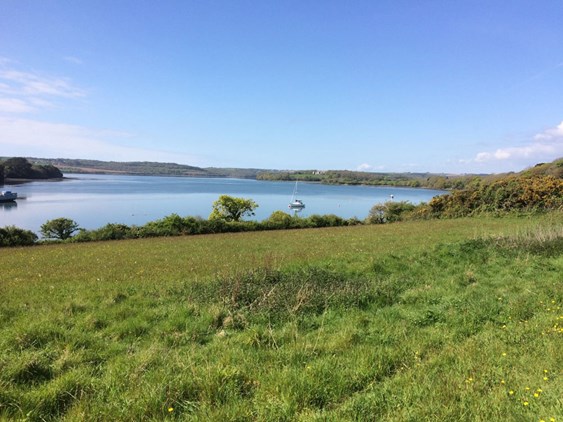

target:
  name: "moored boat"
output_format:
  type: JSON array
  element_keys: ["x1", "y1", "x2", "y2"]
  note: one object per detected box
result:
[
  {"x1": 288, "y1": 181, "x2": 305, "y2": 209},
  {"x1": 0, "y1": 190, "x2": 18, "y2": 202},
  {"x1": 288, "y1": 199, "x2": 305, "y2": 209}
]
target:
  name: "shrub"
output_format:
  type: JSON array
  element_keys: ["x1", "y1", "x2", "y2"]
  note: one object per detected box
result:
[
  {"x1": 423, "y1": 175, "x2": 563, "y2": 218},
  {"x1": 305, "y1": 214, "x2": 347, "y2": 228},
  {"x1": 74, "y1": 223, "x2": 133, "y2": 241},
  {"x1": 367, "y1": 201, "x2": 416, "y2": 224},
  {"x1": 0, "y1": 226, "x2": 37, "y2": 247},
  {"x1": 264, "y1": 211, "x2": 294, "y2": 229},
  {"x1": 182, "y1": 216, "x2": 206, "y2": 234},
  {"x1": 138, "y1": 213, "x2": 185, "y2": 237}
]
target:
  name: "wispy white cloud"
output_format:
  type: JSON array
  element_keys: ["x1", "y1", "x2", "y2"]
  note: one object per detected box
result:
[
  {"x1": 0, "y1": 60, "x2": 204, "y2": 165},
  {"x1": 0, "y1": 117, "x2": 202, "y2": 164},
  {"x1": 0, "y1": 69, "x2": 85, "y2": 98},
  {"x1": 533, "y1": 121, "x2": 563, "y2": 141},
  {"x1": 357, "y1": 163, "x2": 372, "y2": 171},
  {"x1": 0, "y1": 61, "x2": 85, "y2": 118},
  {"x1": 472, "y1": 121, "x2": 563, "y2": 166},
  {"x1": 0, "y1": 98, "x2": 36, "y2": 113},
  {"x1": 356, "y1": 163, "x2": 385, "y2": 172}
]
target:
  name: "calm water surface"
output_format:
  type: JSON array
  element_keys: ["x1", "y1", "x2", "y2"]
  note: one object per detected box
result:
[{"x1": 1, "y1": 174, "x2": 446, "y2": 233}]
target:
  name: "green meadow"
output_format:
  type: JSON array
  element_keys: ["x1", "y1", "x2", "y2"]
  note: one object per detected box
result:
[{"x1": 1, "y1": 214, "x2": 561, "y2": 421}]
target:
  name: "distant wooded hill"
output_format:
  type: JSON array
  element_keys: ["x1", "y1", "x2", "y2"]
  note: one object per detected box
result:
[
  {"x1": 257, "y1": 158, "x2": 563, "y2": 190},
  {"x1": 3, "y1": 157, "x2": 561, "y2": 190},
  {"x1": 19, "y1": 158, "x2": 266, "y2": 179}
]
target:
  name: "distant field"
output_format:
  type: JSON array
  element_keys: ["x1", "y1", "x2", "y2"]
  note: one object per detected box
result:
[{"x1": 1, "y1": 214, "x2": 561, "y2": 420}]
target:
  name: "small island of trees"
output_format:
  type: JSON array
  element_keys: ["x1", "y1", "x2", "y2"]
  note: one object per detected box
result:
[{"x1": 0, "y1": 157, "x2": 63, "y2": 182}]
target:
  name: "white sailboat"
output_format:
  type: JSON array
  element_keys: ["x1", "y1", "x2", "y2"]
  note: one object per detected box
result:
[{"x1": 288, "y1": 181, "x2": 305, "y2": 209}]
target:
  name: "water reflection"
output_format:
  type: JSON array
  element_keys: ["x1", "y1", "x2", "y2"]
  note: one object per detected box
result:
[
  {"x1": 0, "y1": 201, "x2": 17, "y2": 211},
  {"x1": 291, "y1": 208, "x2": 304, "y2": 216}
]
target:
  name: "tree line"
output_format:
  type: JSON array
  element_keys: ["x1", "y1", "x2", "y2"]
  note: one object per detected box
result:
[
  {"x1": 23, "y1": 158, "x2": 265, "y2": 179},
  {"x1": 0, "y1": 195, "x2": 362, "y2": 247},
  {"x1": 257, "y1": 159, "x2": 563, "y2": 190},
  {"x1": 257, "y1": 169, "x2": 487, "y2": 189}
]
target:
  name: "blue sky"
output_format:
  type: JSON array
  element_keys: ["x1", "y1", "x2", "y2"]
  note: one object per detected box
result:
[{"x1": 1, "y1": 1, "x2": 562, "y2": 173}]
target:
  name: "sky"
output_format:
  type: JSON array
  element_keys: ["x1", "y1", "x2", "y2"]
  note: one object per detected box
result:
[{"x1": 1, "y1": 1, "x2": 562, "y2": 174}]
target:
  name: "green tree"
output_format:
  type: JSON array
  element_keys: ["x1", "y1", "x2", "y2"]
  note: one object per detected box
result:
[
  {"x1": 366, "y1": 204, "x2": 386, "y2": 224},
  {"x1": 40, "y1": 218, "x2": 80, "y2": 240},
  {"x1": 209, "y1": 195, "x2": 258, "y2": 222},
  {"x1": 1, "y1": 157, "x2": 62, "y2": 179},
  {"x1": 32, "y1": 164, "x2": 63, "y2": 179},
  {"x1": 3, "y1": 157, "x2": 33, "y2": 178}
]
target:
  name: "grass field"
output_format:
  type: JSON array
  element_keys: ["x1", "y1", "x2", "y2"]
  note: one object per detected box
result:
[{"x1": 1, "y1": 214, "x2": 561, "y2": 421}]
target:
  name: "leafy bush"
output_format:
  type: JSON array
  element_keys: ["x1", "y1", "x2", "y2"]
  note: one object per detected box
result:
[
  {"x1": 264, "y1": 210, "x2": 295, "y2": 229},
  {"x1": 181, "y1": 216, "x2": 207, "y2": 234},
  {"x1": 367, "y1": 201, "x2": 416, "y2": 224},
  {"x1": 139, "y1": 213, "x2": 187, "y2": 237},
  {"x1": 416, "y1": 175, "x2": 563, "y2": 219},
  {"x1": 0, "y1": 226, "x2": 37, "y2": 247},
  {"x1": 306, "y1": 214, "x2": 347, "y2": 228},
  {"x1": 73, "y1": 223, "x2": 133, "y2": 242}
]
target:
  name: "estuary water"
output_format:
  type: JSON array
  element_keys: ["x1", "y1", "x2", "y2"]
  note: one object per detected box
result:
[{"x1": 1, "y1": 174, "x2": 446, "y2": 233}]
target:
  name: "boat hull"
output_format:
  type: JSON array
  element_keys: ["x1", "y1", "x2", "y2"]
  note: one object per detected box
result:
[
  {"x1": 0, "y1": 191, "x2": 17, "y2": 202},
  {"x1": 289, "y1": 200, "x2": 305, "y2": 209}
]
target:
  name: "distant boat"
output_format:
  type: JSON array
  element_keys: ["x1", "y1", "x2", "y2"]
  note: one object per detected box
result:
[
  {"x1": 288, "y1": 182, "x2": 305, "y2": 209},
  {"x1": 289, "y1": 199, "x2": 305, "y2": 209},
  {"x1": 0, "y1": 191, "x2": 18, "y2": 203}
]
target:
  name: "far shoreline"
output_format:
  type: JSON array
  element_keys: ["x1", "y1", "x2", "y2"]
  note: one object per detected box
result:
[
  {"x1": 3, "y1": 177, "x2": 66, "y2": 184},
  {"x1": 2, "y1": 173, "x2": 452, "y2": 191}
]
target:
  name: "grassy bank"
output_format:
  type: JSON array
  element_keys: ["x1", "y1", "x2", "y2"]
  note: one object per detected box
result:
[{"x1": 0, "y1": 214, "x2": 561, "y2": 420}]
